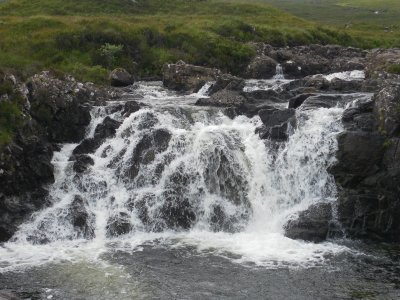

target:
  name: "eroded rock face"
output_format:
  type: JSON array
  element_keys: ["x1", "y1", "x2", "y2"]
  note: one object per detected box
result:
[
  {"x1": 162, "y1": 61, "x2": 221, "y2": 93},
  {"x1": 284, "y1": 203, "x2": 333, "y2": 243},
  {"x1": 27, "y1": 72, "x2": 100, "y2": 143},
  {"x1": 331, "y1": 79, "x2": 400, "y2": 241}
]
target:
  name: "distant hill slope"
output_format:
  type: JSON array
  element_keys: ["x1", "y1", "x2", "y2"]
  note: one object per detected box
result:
[
  {"x1": 0, "y1": 0, "x2": 398, "y2": 84},
  {"x1": 256, "y1": 0, "x2": 400, "y2": 30}
]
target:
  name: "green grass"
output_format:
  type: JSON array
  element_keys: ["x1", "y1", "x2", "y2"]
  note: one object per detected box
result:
[{"x1": 0, "y1": 0, "x2": 399, "y2": 85}]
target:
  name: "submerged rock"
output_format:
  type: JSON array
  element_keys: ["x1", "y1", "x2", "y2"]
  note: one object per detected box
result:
[
  {"x1": 94, "y1": 117, "x2": 121, "y2": 140},
  {"x1": 106, "y1": 212, "x2": 133, "y2": 237},
  {"x1": 68, "y1": 195, "x2": 95, "y2": 239},
  {"x1": 284, "y1": 203, "x2": 333, "y2": 243}
]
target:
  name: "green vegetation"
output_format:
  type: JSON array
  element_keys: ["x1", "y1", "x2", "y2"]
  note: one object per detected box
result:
[
  {"x1": 0, "y1": 77, "x2": 24, "y2": 147},
  {"x1": 0, "y1": 0, "x2": 398, "y2": 85}
]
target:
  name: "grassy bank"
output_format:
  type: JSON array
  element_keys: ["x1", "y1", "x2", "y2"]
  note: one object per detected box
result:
[{"x1": 0, "y1": 0, "x2": 398, "y2": 85}]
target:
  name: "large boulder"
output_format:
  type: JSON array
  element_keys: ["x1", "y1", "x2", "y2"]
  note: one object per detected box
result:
[
  {"x1": 331, "y1": 81, "x2": 400, "y2": 242},
  {"x1": 162, "y1": 61, "x2": 221, "y2": 93},
  {"x1": 27, "y1": 72, "x2": 95, "y2": 143},
  {"x1": 284, "y1": 203, "x2": 333, "y2": 243},
  {"x1": 208, "y1": 74, "x2": 245, "y2": 95},
  {"x1": 245, "y1": 56, "x2": 277, "y2": 79},
  {"x1": 109, "y1": 68, "x2": 134, "y2": 87}
]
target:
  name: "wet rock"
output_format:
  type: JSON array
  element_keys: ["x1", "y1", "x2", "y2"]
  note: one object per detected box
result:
[
  {"x1": 123, "y1": 100, "x2": 142, "y2": 117},
  {"x1": 162, "y1": 61, "x2": 221, "y2": 93},
  {"x1": 73, "y1": 137, "x2": 103, "y2": 155},
  {"x1": 109, "y1": 68, "x2": 134, "y2": 87},
  {"x1": 106, "y1": 212, "x2": 133, "y2": 237},
  {"x1": 329, "y1": 78, "x2": 363, "y2": 92},
  {"x1": 300, "y1": 94, "x2": 346, "y2": 110},
  {"x1": 127, "y1": 129, "x2": 172, "y2": 180},
  {"x1": 288, "y1": 93, "x2": 315, "y2": 109},
  {"x1": 245, "y1": 89, "x2": 280, "y2": 101},
  {"x1": 160, "y1": 191, "x2": 196, "y2": 230},
  {"x1": 269, "y1": 45, "x2": 367, "y2": 78},
  {"x1": 304, "y1": 75, "x2": 330, "y2": 90},
  {"x1": 258, "y1": 108, "x2": 296, "y2": 141},
  {"x1": 331, "y1": 131, "x2": 384, "y2": 188},
  {"x1": 72, "y1": 154, "x2": 94, "y2": 173},
  {"x1": 284, "y1": 203, "x2": 333, "y2": 243},
  {"x1": 94, "y1": 117, "x2": 121, "y2": 140},
  {"x1": 196, "y1": 90, "x2": 247, "y2": 108},
  {"x1": 208, "y1": 74, "x2": 245, "y2": 95},
  {"x1": 245, "y1": 56, "x2": 277, "y2": 79},
  {"x1": 68, "y1": 195, "x2": 95, "y2": 239}
]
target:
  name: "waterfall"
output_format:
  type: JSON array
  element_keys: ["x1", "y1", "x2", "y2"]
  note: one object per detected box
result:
[
  {"x1": 273, "y1": 64, "x2": 285, "y2": 80},
  {"x1": 0, "y1": 81, "x2": 355, "y2": 270}
]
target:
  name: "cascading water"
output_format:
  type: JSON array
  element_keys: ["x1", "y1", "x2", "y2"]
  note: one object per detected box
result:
[
  {"x1": 273, "y1": 64, "x2": 285, "y2": 80},
  {"x1": 0, "y1": 80, "x2": 366, "y2": 272}
]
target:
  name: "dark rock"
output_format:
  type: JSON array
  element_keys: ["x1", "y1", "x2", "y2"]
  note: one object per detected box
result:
[
  {"x1": 245, "y1": 89, "x2": 280, "y2": 101},
  {"x1": 300, "y1": 94, "x2": 346, "y2": 110},
  {"x1": 162, "y1": 61, "x2": 221, "y2": 93},
  {"x1": 27, "y1": 72, "x2": 94, "y2": 143},
  {"x1": 126, "y1": 129, "x2": 172, "y2": 180},
  {"x1": 159, "y1": 190, "x2": 196, "y2": 230},
  {"x1": 196, "y1": 90, "x2": 247, "y2": 108},
  {"x1": 329, "y1": 78, "x2": 363, "y2": 92},
  {"x1": 331, "y1": 131, "x2": 384, "y2": 188},
  {"x1": 109, "y1": 68, "x2": 134, "y2": 87},
  {"x1": 245, "y1": 56, "x2": 277, "y2": 79},
  {"x1": 303, "y1": 75, "x2": 330, "y2": 90},
  {"x1": 106, "y1": 212, "x2": 133, "y2": 237},
  {"x1": 72, "y1": 154, "x2": 94, "y2": 173},
  {"x1": 73, "y1": 138, "x2": 103, "y2": 155},
  {"x1": 258, "y1": 108, "x2": 296, "y2": 141},
  {"x1": 208, "y1": 74, "x2": 245, "y2": 95},
  {"x1": 94, "y1": 117, "x2": 121, "y2": 140},
  {"x1": 284, "y1": 203, "x2": 333, "y2": 242},
  {"x1": 123, "y1": 100, "x2": 142, "y2": 117},
  {"x1": 68, "y1": 195, "x2": 95, "y2": 239},
  {"x1": 288, "y1": 93, "x2": 315, "y2": 109}
]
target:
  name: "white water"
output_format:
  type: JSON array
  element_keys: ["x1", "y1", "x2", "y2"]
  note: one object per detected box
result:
[
  {"x1": 273, "y1": 64, "x2": 285, "y2": 80},
  {"x1": 323, "y1": 70, "x2": 365, "y2": 82},
  {"x1": 0, "y1": 81, "x2": 358, "y2": 272}
]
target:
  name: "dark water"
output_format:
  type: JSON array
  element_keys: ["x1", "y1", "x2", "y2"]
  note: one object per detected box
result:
[{"x1": 0, "y1": 241, "x2": 399, "y2": 300}]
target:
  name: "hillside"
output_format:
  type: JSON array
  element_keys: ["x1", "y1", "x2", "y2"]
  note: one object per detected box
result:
[{"x1": 0, "y1": 0, "x2": 398, "y2": 85}]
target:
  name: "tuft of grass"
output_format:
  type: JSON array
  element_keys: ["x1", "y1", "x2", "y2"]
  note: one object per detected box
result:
[{"x1": 386, "y1": 64, "x2": 400, "y2": 75}]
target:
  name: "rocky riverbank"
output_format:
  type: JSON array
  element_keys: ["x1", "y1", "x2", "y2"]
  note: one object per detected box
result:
[{"x1": 1, "y1": 44, "x2": 399, "y2": 244}]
